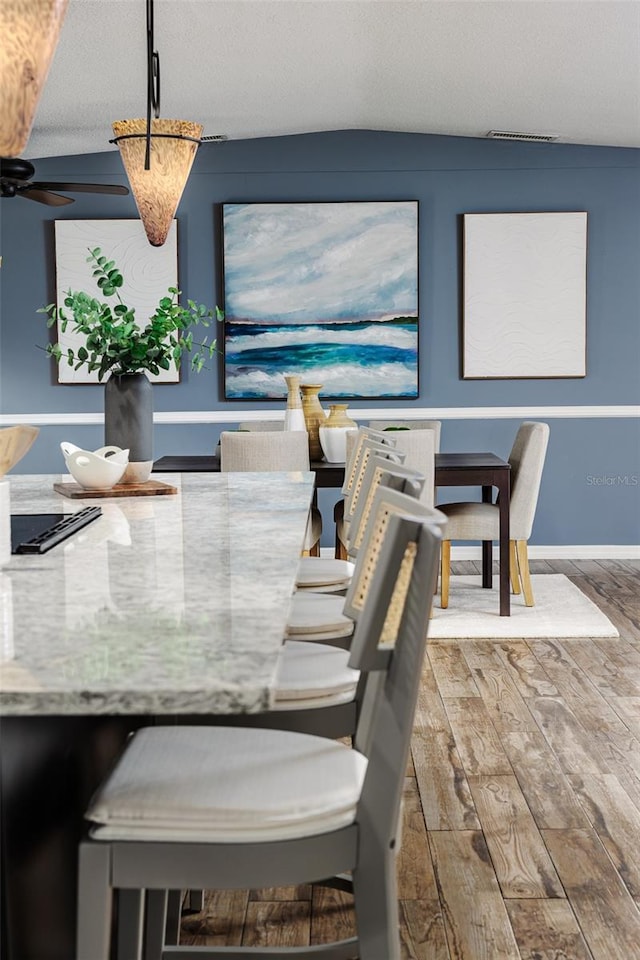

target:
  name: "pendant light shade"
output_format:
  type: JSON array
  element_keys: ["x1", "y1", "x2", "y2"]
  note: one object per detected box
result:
[
  {"x1": 0, "y1": 0, "x2": 69, "y2": 156},
  {"x1": 112, "y1": 118, "x2": 203, "y2": 247}
]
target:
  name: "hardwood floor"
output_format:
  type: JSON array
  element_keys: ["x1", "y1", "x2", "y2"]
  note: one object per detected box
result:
[{"x1": 180, "y1": 560, "x2": 640, "y2": 959}]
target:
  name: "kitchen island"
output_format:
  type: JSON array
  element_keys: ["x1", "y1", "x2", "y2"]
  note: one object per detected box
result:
[{"x1": 0, "y1": 471, "x2": 315, "y2": 959}]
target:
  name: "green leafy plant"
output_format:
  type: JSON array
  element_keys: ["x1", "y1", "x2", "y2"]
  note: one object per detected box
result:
[{"x1": 39, "y1": 247, "x2": 223, "y2": 380}]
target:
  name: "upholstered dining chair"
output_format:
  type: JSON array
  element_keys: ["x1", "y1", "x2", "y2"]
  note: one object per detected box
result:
[
  {"x1": 438, "y1": 420, "x2": 550, "y2": 607},
  {"x1": 77, "y1": 510, "x2": 443, "y2": 960},
  {"x1": 237, "y1": 420, "x2": 284, "y2": 431},
  {"x1": 220, "y1": 430, "x2": 322, "y2": 555},
  {"x1": 370, "y1": 419, "x2": 442, "y2": 452}
]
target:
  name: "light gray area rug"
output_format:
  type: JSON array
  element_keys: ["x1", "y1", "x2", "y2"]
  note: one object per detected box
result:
[{"x1": 429, "y1": 574, "x2": 619, "y2": 639}]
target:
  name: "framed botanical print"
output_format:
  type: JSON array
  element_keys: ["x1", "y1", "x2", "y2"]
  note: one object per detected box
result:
[{"x1": 54, "y1": 219, "x2": 179, "y2": 383}]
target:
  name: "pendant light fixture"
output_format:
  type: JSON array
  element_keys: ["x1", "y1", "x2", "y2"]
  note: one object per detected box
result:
[
  {"x1": 0, "y1": 0, "x2": 69, "y2": 157},
  {"x1": 111, "y1": 0, "x2": 202, "y2": 247}
]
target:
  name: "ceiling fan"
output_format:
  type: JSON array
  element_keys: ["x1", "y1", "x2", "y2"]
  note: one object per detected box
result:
[{"x1": 0, "y1": 157, "x2": 129, "y2": 207}]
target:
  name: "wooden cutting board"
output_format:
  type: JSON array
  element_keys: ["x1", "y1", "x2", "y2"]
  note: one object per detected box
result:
[{"x1": 54, "y1": 479, "x2": 178, "y2": 499}]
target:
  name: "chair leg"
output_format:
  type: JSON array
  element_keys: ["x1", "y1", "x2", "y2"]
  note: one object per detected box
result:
[
  {"x1": 440, "y1": 540, "x2": 451, "y2": 608},
  {"x1": 77, "y1": 841, "x2": 113, "y2": 960},
  {"x1": 117, "y1": 889, "x2": 144, "y2": 960},
  {"x1": 185, "y1": 889, "x2": 205, "y2": 913},
  {"x1": 509, "y1": 539, "x2": 521, "y2": 594},
  {"x1": 143, "y1": 889, "x2": 170, "y2": 958},
  {"x1": 352, "y1": 847, "x2": 401, "y2": 960},
  {"x1": 516, "y1": 540, "x2": 534, "y2": 606}
]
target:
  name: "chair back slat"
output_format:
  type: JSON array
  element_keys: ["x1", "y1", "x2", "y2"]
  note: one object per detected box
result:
[
  {"x1": 342, "y1": 427, "x2": 397, "y2": 497},
  {"x1": 346, "y1": 440, "x2": 404, "y2": 521},
  {"x1": 348, "y1": 457, "x2": 425, "y2": 556}
]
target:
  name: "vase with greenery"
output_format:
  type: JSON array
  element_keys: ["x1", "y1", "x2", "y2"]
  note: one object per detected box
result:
[{"x1": 39, "y1": 247, "x2": 222, "y2": 482}]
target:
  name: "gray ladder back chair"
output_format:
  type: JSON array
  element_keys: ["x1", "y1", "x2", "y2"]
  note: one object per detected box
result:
[
  {"x1": 77, "y1": 512, "x2": 443, "y2": 960},
  {"x1": 297, "y1": 439, "x2": 405, "y2": 592},
  {"x1": 439, "y1": 420, "x2": 550, "y2": 607}
]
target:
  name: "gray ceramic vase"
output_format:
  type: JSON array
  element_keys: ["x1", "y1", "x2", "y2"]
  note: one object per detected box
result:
[{"x1": 104, "y1": 372, "x2": 153, "y2": 483}]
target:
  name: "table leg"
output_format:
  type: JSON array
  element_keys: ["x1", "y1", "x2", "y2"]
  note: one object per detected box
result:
[
  {"x1": 498, "y1": 476, "x2": 510, "y2": 616},
  {"x1": 481, "y1": 485, "x2": 492, "y2": 588}
]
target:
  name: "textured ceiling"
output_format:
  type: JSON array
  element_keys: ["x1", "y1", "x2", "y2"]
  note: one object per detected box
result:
[{"x1": 22, "y1": 0, "x2": 640, "y2": 160}]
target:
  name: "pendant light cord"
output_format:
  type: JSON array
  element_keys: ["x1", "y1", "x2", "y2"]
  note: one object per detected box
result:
[{"x1": 145, "y1": 0, "x2": 161, "y2": 169}]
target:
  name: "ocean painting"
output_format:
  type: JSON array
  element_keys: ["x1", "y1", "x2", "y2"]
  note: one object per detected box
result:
[{"x1": 222, "y1": 201, "x2": 418, "y2": 399}]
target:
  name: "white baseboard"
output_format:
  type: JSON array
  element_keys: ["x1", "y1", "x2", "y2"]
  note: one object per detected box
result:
[{"x1": 321, "y1": 545, "x2": 640, "y2": 560}]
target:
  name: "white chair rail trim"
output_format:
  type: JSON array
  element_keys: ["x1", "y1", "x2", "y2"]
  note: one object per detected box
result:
[{"x1": 2, "y1": 405, "x2": 639, "y2": 427}]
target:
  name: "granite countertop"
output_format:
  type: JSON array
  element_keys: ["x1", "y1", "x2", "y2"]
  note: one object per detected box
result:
[{"x1": 0, "y1": 472, "x2": 315, "y2": 716}]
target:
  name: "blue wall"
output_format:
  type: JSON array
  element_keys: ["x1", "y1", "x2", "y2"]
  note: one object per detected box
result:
[{"x1": 1, "y1": 130, "x2": 638, "y2": 545}]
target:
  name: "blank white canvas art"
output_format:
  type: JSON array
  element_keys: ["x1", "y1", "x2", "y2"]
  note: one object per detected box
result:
[
  {"x1": 54, "y1": 219, "x2": 178, "y2": 383},
  {"x1": 463, "y1": 212, "x2": 587, "y2": 378}
]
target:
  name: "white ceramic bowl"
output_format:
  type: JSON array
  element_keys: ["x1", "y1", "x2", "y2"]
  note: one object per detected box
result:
[{"x1": 60, "y1": 442, "x2": 129, "y2": 490}]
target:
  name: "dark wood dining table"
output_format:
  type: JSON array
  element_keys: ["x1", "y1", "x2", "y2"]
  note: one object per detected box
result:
[{"x1": 153, "y1": 452, "x2": 512, "y2": 616}]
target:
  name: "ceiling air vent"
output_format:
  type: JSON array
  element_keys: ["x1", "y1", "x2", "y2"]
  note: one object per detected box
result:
[
  {"x1": 487, "y1": 130, "x2": 559, "y2": 143},
  {"x1": 201, "y1": 134, "x2": 229, "y2": 142}
]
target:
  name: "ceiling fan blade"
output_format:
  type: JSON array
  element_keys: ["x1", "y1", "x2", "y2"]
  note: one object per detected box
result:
[
  {"x1": 19, "y1": 188, "x2": 75, "y2": 206},
  {"x1": 29, "y1": 181, "x2": 129, "y2": 196}
]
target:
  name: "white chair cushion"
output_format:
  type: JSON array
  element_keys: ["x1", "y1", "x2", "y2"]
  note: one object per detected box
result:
[
  {"x1": 286, "y1": 592, "x2": 354, "y2": 637},
  {"x1": 437, "y1": 501, "x2": 499, "y2": 541},
  {"x1": 272, "y1": 640, "x2": 359, "y2": 708},
  {"x1": 87, "y1": 726, "x2": 367, "y2": 843},
  {"x1": 295, "y1": 557, "x2": 354, "y2": 588}
]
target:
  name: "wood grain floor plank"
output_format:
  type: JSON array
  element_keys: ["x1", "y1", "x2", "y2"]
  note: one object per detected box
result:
[
  {"x1": 442, "y1": 697, "x2": 512, "y2": 776},
  {"x1": 411, "y1": 729, "x2": 480, "y2": 830},
  {"x1": 428, "y1": 642, "x2": 480, "y2": 699},
  {"x1": 526, "y1": 696, "x2": 612, "y2": 774},
  {"x1": 493, "y1": 640, "x2": 559, "y2": 698},
  {"x1": 309, "y1": 885, "x2": 356, "y2": 946},
  {"x1": 414, "y1": 660, "x2": 452, "y2": 734},
  {"x1": 397, "y1": 777, "x2": 438, "y2": 900},
  {"x1": 609, "y1": 696, "x2": 640, "y2": 738},
  {"x1": 528, "y1": 639, "x2": 630, "y2": 734},
  {"x1": 587, "y1": 730, "x2": 640, "y2": 808},
  {"x1": 542, "y1": 828, "x2": 640, "y2": 960},
  {"x1": 568, "y1": 773, "x2": 640, "y2": 905},
  {"x1": 399, "y1": 899, "x2": 450, "y2": 960},
  {"x1": 180, "y1": 889, "x2": 248, "y2": 946},
  {"x1": 593, "y1": 637, "x2": 640, "y2": 669},
  {"x1": 505, "y1": 898, "x2": 594, "y2": 960},
  {"x1": 466, "y1": 775, "x2": 564, "y2": 898},
  {"x1": 501, "y1": 729, "x2": 591, "y2": 829},
  {"x1": 242, "y1": 900, "x2": 311, "y2": 948},
  {"x1": 249, "y1": 885, "x2": 312, "y2": 901},
  {"x1": 429, "y1": 830, "x2": 521, "y2": 960},
  {"x1": 461, "y1": 643, "x2": 539, "y2": 733},
  {"x1": 562, "y1": 639, "x2": 640, "y2": 698}
]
